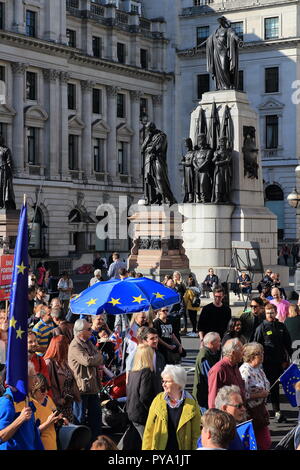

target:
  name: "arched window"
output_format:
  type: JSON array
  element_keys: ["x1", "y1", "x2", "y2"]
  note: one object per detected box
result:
[{"x1": 265, "y1": 184, "x2": 284, "y2": 239}]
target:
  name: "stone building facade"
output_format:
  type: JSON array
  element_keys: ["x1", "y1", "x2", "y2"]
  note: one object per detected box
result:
[{"x1": 0, "y1": 0, "x2": 171, "y2": 268}]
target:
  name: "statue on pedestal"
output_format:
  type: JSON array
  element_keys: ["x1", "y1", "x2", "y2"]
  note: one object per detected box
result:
[
  {"x1": 206, "y1": 16, "x2": 243, "y2": 90},
  {"x1": 142, "y1": 122, "x2": 176, "y2": 206},
  {"x1": 181, "y1": 138, "x2": 195, "y2": 203},
  {"x1": 193, "y1": 134, "x2": 213, "y2": 203},
  {"x1": 211, "y1": 136, "x2": 232, "y2": 203},
  {"x1": 0, "y1": 136, "x2": 16, "y2": 210}
]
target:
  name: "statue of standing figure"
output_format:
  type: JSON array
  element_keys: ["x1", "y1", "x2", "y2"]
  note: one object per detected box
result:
[
  {"x1": 142, "y1": 122, "x2": 176, "y2": 206},
  {"x1": 206, "y1": 16, "x2": 243, "y2": 90},
  {"x1": 182, "y1": 138, "x2": 195, "y2": 203},
  {"x1": 193, "y1": 134, "x2": 213, "y2": 203},
  {"x1": 0, "y1": 136, "x2": 16, "y2": 210},
  {"x1": 211, "y1": 136, "x2": 232, "y2": 203}
]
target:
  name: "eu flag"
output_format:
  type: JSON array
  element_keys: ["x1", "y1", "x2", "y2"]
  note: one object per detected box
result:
[
  {"x1": 279, "y1": 363, "x2": 300, "y2": 407},
  {"x1": 236, "y1": 420, "x2": 257, "y2": 450},
  {"x1": 6, "y1": 203, "x2": 29, "y2": 402}
]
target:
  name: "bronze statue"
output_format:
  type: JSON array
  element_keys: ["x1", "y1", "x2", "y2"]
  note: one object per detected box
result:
[
  {"x1": 182, "y1": 138, "x2": 195, "y2": 203},
  {"x1": 0, "y1": 136, "x2": 16, "y2": 210},
  {"x1": 211, "y1": 136, "x2": 232, "y2": 203},
  {"x1": 141, "y1": 122, "x2": 176, "y2": 206},
  {"x1": 193, "y1": 134, "x2": 213, "y2": 203},
  {"x1": 207, "y1": 16, "x2": 242, "y2": 90},
  {"x1": 243, "y1": 126, "x2": 259, "y2": 179}
]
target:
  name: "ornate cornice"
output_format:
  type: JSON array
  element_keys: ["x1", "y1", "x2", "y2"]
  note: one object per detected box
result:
[
  {"x1": 60, "y1": 71, "x2": 71, "y2": 83},
  {"x1": 106, "y1": 85, "x2": 121, "y2": 98},
  {"x1": 43, "y1": 69, "x2": 60, "y2": 82},
  {"x1": 11, "y1": 62, "x2": 27, "y2": 75},
  {"x1": 81, "y1": 80, "x2": 96, "y2": 92}
]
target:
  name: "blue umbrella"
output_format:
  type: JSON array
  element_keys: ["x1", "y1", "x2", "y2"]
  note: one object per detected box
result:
[{"x1": 70, "y1": 277, "x2": 180, "y2": 316}]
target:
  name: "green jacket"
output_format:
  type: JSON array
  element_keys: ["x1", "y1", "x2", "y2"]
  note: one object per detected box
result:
[
  {"x1": 142, "y1": 392, "x2": 201, "y2": 450},
  {"x1": 192, "y1": 347, "x2": 220, "y2": 408}
]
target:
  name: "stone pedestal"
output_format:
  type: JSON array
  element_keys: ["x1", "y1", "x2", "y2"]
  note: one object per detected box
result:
[
  {"x1": 128, "y1": 205, "x2": 190, "y2": 281},
  {"x1": 0, "y1": 209, "x2": 20, "y2": 254}
]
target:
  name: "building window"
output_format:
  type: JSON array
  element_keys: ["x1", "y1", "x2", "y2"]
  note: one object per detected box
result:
[
  {"x1": 93, "y1": 138, "x2": 104, "y2": 172},
  {"x1": 118, "y1": 142, "x2": 127, "y2": 175},
  {"x1": 238, "y1": 70, "x2": 244, "y2": 91},
  {"x1": 68, "y1": 135, "x2": 78, "y2": 170},
  {"x1": 117, "y1": 43, "x2": 125, "y2": 64},
  {"x1": 68, "y1": 84, "x2": 76, "y2": 110},
  {"x1": 231, "y1": 21, "x2": 244, "y2": 40},
  {"x1": 27, "y1": 127, "x2": 37, "y2": 164},
  {"x1": 265, "y1": 184, "x2": 284, "y2": 240},
  {"x1": 197, "y1": 74, "x2": 210, "y2": 99},
  {"x1": 26, "y1": 72, "x2": 37, "y2": 100},
  {"x1": 265, "y1": 67, "x2": 279, "y2": 93},
  {"x1": 140, "y1": 49, "x2": 148, "y2": 69},
  {"x1": 194, "y1": 0, "x2": 212, "y2": 5},
  {"x1": 266, "y1": 115, "x2": 278, "y2": 148},
  {"x1": 26, "y1": 10, "x2": 36, "y2": 37},
  {"x1": 140, "y1": 98, "x2": 148, "y2": 119},
  {"x1": 117, "y1": 93, "x2": 125, "y2": 118},
  {"x1": 92, "y1": 36, "x2": 102, "y2": 58},
  {"x1": 196, "y1": 26, "x2": 209, "y2": 46},
  {"x1": 0, "y1": 122, "x2": 6, "y2": 141},
  {"x1": 66, "y1": 29, "x2": 76, "y2": 48},
  {"x1": 92, "y1": 89, "x2": 102, "y2": 114},
  {"x1": 131, "y1": 4, "x2": 139, "y2": 14},
  {"x1": 0, "y1": 2, "x2": 5, "y2": 30},
  {"x1": 264, "y1": 17, "x2": 279, "y2": 40},
  {"x1": 0, "y1": 65, "x2": 5, "y2": 82}
]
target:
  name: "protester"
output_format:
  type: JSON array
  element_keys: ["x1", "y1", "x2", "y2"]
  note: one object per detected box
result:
[
  {"x1": 201, "y1": 268, "x2": 219, "y2": 298},
  {"x1": 51, "y1": 308, "x2": 74, "y2": 344},
  {"x1": 28, "y1": 286, "x2": 37, "y2": 318},
  {"x1": 44, "y1": 335, "x2": 81, "y2": 423},
  {"x1": 221, "y1": 317, "x2": 246, "y2": 346},
  {"x1": 90, "y1": 314, "x2": 112, "y2": 346},
  {"x1": 183, "y1": 276, "x2": 201, "y2": 337},
  {"x1": 34, "y1": 287, "x2": 48, "y2": 308},
  {"x1": 236, "y1": 271, "x2": 252, "y2": 298},
  {"x1": 97, "y1": 328, "x2": 115, "y2": 369},
  {"x1": 270, "y1": 287, "x2": 290, "y2": 323},
  {"x1": 208, "y1": 338, "x2": 246, "y2": 408},
  {"x1": 165, "y1": 278, "x2": 186, "y2": 340},
  {"x1": 50, "y1": 297, "x2": 62, "y2": 310},
  {"x1": 240, "y1": 297, "x2": 265, "y2": 342},
  {"x1": 198, "y1": 409, "x2": 236, "y2": 451},
  {"x1": 36, "y1": 262, "x2": 46, "y2": 287},
  {"x1": 173, "y1": 271, "x2": 187, "y2": 334},
  {"x1": 239, "y1": 342, "x2": 271, "y2": 450},
  {"x1": 32, "y1": 306, "x2": 56, "y2": 356},
  {"x1": 88, "y1": 269, "x2": 103, "y2": 287},
  {"x1": 280, "y1": 244, "x2": 290, "y2": 266},
  {"x1": 153, "y1": 307, "x2": 183, "y2": 364},
  {"x1": 58, "y1": 272, "x2": 73, "y2": 315},
  {"x1": 27, "y1": 330, "x2": 51, "y2": 389},
  {"x1": 31, "y1": 373, "x2": 66, "y2": 450},
  {"x1": 0, "y1": 309, "x2": 8, "y2": 370},
  {"x1": 257, "y1": 269, "x2": 273, "y2": 293},
  {"x1": 197, "y1": 286, "x2": 231, "y2": 343},
  {"x1": 68, "y1": 319, "x2": 103, "y2": 442},
  {"x1": 142, "y1": 365, "x2": 201, "y2": 450},
  {"x1": 91, "y1": 435, "x2": 118, "y2": 450},
  {"x1": 107, "y1": 252, "x2": 126, "y2": 279},
  {"x1": 0, "y1": 361, "x2": 44, "y2": 450},
  {"x1": 285, "y1": 304, "x2": 300, "y2": 346},
  {"x1": 192, "y1": 332, "x2": 221, "y2": 411},
  {"x1": 254, "y1": 302, "x2": 292, "y2": 423}
]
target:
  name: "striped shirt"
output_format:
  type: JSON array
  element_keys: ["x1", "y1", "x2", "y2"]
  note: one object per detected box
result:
[{"x1": 32, "y1": 320, "x2": 55, "y2": 356}]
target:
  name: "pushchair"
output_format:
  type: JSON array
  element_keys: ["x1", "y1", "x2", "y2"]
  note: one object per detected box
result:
[{"x1": 100, "y1": 372, "x2": 128, "y2": 433}]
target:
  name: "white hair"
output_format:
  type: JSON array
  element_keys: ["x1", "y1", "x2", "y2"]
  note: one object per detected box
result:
[
  {"x1": 222, "y1": 338, "x2": 242, "y2": 357},
  {"x1": 203, "y1": 332, "x2": 220, "y2": 347},
  {"x1": 215, "y1": 385, "x2": 241, "y2": 410},
  {"x1": 161, "y1": 365, "x2": 187, "y2": 390},
  {"x1": 94, "y1": 269, "x2": 102, "y2": 277},
  {"x1": 73, "y1": 318, "x2": 89, "y2": 336}
]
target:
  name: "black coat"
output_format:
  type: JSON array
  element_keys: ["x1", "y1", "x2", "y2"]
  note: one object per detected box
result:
[{"x1": 126, "y1": 368, "x2": 156, "y2": 425}]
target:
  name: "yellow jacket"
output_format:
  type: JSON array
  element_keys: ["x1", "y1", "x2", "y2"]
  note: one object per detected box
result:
[
  {"x1": 183, "y1": 288, "x2": 201, "y2": 312},
  {"x1": 142, "y1": 392, "x2": 201, "y2": 450}
]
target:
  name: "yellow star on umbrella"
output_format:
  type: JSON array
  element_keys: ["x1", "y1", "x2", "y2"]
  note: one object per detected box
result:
[
  {"x1": 132, "y1": 295, "x2": 146, "y2": 304},
  {"x1": 108, "y1": 298, "x2": 121, "y2": 306},
  {"x1": 16, "y1": 261, "x2": 27, "y2": 275},
  {"x1": 153, "y1": 292, "x2": 165, "y2": 299},
  {"x1": 16, "y1": 326, "x2": 25, "y2": 339},
  {"x1": 9, "y1": 316, "x2": 17, "y2": 329},
  {"x1": 86, "y1": 298, "x2": 97, "y2": 307}
]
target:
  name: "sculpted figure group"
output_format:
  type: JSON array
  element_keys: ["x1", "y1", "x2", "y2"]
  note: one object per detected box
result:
[{"x1": 182, "y1": 134, "x2": 232, "y2": 204}]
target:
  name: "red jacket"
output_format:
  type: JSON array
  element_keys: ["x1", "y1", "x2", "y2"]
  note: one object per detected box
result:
[
  {"x1": 30, "y1": 353, "x2": 53, "y2": 398},
  {"x1": 208, "y1": 357, "x2": 246, "y2": 408}
]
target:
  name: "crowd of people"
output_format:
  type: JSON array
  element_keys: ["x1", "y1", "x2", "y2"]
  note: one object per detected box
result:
[{"x1": 0, "y1": 255, "x2": 300, "y2": 451}]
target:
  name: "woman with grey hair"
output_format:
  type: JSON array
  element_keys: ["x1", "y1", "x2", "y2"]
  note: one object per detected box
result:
[
  {"x1": 239, "y1": 342, "x2": 271, "y2": 450},
  {"x1": 88, "y1": 269, "x2": 103, "y2": 287},
  {"x1": 142, "y1": 365, "x2": 201, "y2": 450}
]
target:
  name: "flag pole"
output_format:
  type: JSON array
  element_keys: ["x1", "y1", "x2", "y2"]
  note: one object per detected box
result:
[
  {"x1": 269, "y1": 363, "x2": 296, "y2": 391},
  {"x1": 23, "y1": 194, "x2": 27, "y2": 205}
]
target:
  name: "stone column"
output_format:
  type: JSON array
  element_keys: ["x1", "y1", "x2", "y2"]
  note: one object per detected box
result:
[
  {"x1": 43, "y1": 69, "x2": 60, "y2": 179},
  {"x1": 130, "y1": 90, "x2": 143, "y2": 182},
  {"x1": 13, "y1": 0, "x2": 25, "y2": 34},
  {"x1": 153, "y1": 95, "x2": 163, "y2": 130},
  {"x1": 11, "y1": 62, "x2": 26, "y2": 176},
  {"x1": 60, "y1": 72, "x2": 70, "y2": 179},
  {"x1": 59, "y1": 0, "x2": 67, "y2": 44},
  {"x1": 106, "y1": 85, "x2": 119, "y2": 179},
  {"x1": 81, "y1": 80, "x2": 94, "y2": 180}
]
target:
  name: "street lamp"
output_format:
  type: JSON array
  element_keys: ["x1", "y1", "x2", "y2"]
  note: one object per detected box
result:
[{"x1": 287, "y1": 165, "x2": 300, "y2": 293}]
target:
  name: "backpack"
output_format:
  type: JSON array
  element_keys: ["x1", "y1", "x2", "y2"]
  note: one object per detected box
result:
[{"x1": 191, "y1": 290, "x2": 201, "y2": 308}]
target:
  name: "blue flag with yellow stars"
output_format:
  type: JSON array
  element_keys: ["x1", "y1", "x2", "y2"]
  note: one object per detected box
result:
[
  {"x1": 279, "y1": 363, "x2": 300, "y2": 407},
  {"x1": 236, "y1": 420, "x2": 257, "y2": 450},
  {"x1": 6, "y1": 203, "x2": 29, "y2": 402}
]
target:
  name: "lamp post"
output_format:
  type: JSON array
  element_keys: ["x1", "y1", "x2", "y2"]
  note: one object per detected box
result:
[{"x1": 287, "y1": 165, "x2": 300, "y2": 293}]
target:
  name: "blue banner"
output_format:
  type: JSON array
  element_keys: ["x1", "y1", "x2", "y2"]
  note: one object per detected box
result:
[
  {"x1": 279, "y1": 363, "x2": 300, "y2": 407},
  {"x1": 236, "y1": 420, "x2": 257, "y2": 450}
]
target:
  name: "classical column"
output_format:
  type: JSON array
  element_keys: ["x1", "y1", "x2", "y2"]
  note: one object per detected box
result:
[
  {"x1": 130, "y1": 90, "x2": 143, "y2": 182},
  {"x1": 13, "y1": 0, "x2": 25, "y2": 34},
  {"x1": 106, "y1": 85, "x2": 119, "y2": 178},
  {"x1": 11, "y1": 62, "x2": 26, "y2": 176},
  {"x1": 43, "y1": 69, "x2": 60, "y2": 179},
  {"x1": 59, "y1": 0, "x2": 67, "y2": 44},
  {"x1": 60, "y1": 72, "x2": 70, "y2": 179},
  {"x1": 153, "y1": 95, "x2": 163, "y2": 130},
  {"x1": 81, "y1": 80, "x2": 94, "y2": 179}
]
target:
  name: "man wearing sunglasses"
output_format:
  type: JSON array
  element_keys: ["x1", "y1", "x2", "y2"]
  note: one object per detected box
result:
[{"x1": 240, "y1": 297, "x2": 265, "y2": 342}]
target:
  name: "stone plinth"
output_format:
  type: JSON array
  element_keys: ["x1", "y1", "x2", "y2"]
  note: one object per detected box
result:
[
  {"x1": 128, "y1": 205, "x2": 190, "y2": 280},
  {"x1": 0, "y1": 209, "x2": 20, "y2": 254}
]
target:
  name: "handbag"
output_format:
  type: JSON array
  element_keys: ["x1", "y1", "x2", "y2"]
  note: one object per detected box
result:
[{"x1": 248, "y1": 402, "x2": 270, "y2": 430}]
